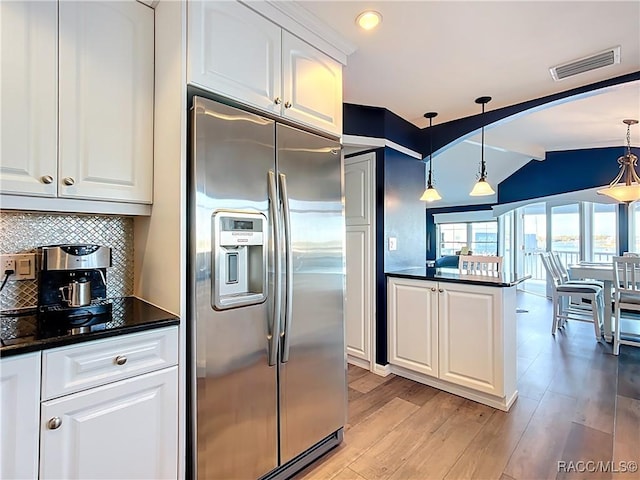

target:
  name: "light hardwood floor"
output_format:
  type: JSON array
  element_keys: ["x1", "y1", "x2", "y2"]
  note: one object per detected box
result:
[{"x1": 296, "y1": 292, "x2": 640, "y2": 480}]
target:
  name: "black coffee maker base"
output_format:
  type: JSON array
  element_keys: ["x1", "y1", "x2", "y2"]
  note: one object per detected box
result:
[{"x1": 39, "y1": 302, "x2": 113, "y2": 326}]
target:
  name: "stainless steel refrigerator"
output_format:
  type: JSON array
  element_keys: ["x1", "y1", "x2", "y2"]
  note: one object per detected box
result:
[{"x1": 188, "y1": 95, "x2": 346, "y2": 480}]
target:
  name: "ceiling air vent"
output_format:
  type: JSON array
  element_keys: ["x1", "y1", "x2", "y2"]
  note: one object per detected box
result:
[{"x1": 549, "y1": 46, "x2": 621, "y2": 81}]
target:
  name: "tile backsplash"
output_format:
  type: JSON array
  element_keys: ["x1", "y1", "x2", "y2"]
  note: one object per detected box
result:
[{"x1": 0, "y1": 211, "x2": 134, "y2": 310}]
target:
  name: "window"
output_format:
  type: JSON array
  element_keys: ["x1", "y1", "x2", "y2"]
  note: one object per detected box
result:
[
  {"x1": 439, "y1": 223, "x2": 467, "y2": 256},
  {"x1": 592, "y1": 203, "x2": 617, "y2": 262},
  {"x1": 470, "y1": 222, "x2": 498, "y2": 255},
  {"x1": 551, "y1": 203, "x2": 580, "y2": 266},
  {"x1": 438, "y1": 221, "x2": 498, "y2": 257}
]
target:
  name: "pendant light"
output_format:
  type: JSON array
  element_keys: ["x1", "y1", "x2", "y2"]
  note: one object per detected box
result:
[
  {"x1": 420, "y1": 112, "x2": 442, "y2": 202},
  {"x1": 597, "y1": 119, "x2": 640, "y2": 203},
  {"x1": 469, "y1": 96, "x2": 496, "y2": 196}
]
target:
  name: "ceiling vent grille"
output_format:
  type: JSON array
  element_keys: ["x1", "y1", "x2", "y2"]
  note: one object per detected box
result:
[{"x1": 550, "y1": 46, "x2": 621, "y2": 81}]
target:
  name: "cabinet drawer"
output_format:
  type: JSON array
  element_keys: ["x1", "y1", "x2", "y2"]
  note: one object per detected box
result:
[{"x1": 42, "y1": 326, "x2": 178, "y2": 400}]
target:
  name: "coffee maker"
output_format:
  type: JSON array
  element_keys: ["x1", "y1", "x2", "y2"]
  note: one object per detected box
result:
[{"x1": 38, "y1": 244, "x2": 112, "y2": 324}]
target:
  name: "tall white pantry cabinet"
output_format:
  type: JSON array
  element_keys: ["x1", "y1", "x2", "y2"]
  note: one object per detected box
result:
[{"x1": 344, "y1": 153, "x2": 376, "y2": 368}]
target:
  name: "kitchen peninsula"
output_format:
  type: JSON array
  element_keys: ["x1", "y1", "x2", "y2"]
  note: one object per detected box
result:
[{"x1": 386, "y1": 267, "x2": 529, "y2": 411}]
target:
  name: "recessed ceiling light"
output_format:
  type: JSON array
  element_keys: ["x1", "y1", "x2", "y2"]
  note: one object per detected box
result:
[{"x1": 356, "y1": 10, "x2": 382, "y2": 30}]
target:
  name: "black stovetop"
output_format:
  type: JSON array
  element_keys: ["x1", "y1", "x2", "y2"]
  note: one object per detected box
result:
[{"x1": 0, "y1": 296, "x2": 179, "y2": 358}]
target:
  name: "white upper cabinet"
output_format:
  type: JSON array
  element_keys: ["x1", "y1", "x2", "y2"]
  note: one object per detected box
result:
[
  {"x1": 282, "y1": 32, "x2": 342, "y2": 135},
  {"x1": 188, "y1": 0, "x2": 281, "y2": 114},
  {"x1": 0, "y1": 1, "x2": 57, "y2": 197},
  {"x1": 0, "y1": 0, "x2": 154, "y2": 210},
  {"x1": 188, "y1": 0, "x2": 343, "y2": 136},
  {"x1": 59, "y1": 1, "x2": 154, "y2": 203}
]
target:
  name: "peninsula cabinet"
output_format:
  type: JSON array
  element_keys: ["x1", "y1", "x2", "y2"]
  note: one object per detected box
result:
[
  {"x1": 387, "y1": 277, "x2": 518, "y2": 411},
  {"x1": 0, "y1": 0, "x2": 154, "y2": 208},
  {"x1": 188, "y1": 0, "x2": 343, "y2": 136},
  {"x1": 0, "y1": 352, "x2": 41, "y2": 480}
]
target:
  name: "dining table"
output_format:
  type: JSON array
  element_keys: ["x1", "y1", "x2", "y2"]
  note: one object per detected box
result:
[{"x1": 568, "y1": 262, "x2": 614, "y2": 342}]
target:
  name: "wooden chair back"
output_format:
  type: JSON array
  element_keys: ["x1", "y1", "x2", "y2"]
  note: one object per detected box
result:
[{"x1": 458, "y1": 255, "x2": 503, "y2": 275}]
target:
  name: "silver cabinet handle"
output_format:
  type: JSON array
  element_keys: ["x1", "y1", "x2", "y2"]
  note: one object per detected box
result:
[
  {"x1": 284, "y1": 101, "x2": 292, "y2": 109},
  {"x1": 439, "y1": 288, "x2": 444, "y2": 293},
  {"x1": 41, "y1": 175, "x2": 54, "y2": 184},
  {"x1": 267, "y1": 170, "x2": 282, "y2": 367},
  {"x1": 430, "y1": 287, "x2": 436, "y2": 291},
  {"x1": 48, "y1": 417, "x2": 62, "y2": 430},
  {"x1": 274, "y1": 97, "x2": 282, "y2": 105},
  {"x1": 62, "y1": 177, "x2": 75, "y2": 186},
  {"x1": 279, "y1": 173, "x2": 293, "y2": 363},
  {"x1": 115, "y1": 355, "x2": 127, "y2": 366}
]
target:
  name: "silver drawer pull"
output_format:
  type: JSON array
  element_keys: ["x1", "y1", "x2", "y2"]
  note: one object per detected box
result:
[
  {"x1": 274, "y1": 97, "x2": 282, "y2": 105},
  {"x1": 438, "y1": 288, "x2": 444, "y2": 293},
  {"x1": 41, "y1": 175, "x2": 54, "y2": 184},
  {"x1": 284, "y1": 101, "x2": 292, "y2": 109},
  {"x1": 114, "y1": 355, "x2": 127, "y2": 366},
  {"x1": 63, "y1": 177, "x2": 75, "y2": 186},
  {"x1": 48, "y1": 417, "x2": 62, "y2": 430},
  {"x1": 430, "y1": 287, "x2": 436, "y2": 291}
]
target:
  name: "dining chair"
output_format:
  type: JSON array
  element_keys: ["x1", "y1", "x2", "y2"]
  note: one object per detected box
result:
[
  {"x1": 458, "y1": 255, "x2": 503, "y2": 275},
  {"x1": 540, "y1": 252, "x2": 604, "y2": 339},
  {"x1": 612, "y1": 256, "x2": 640, "y2": 355},
  {"x1": 550, "y1": 251, "x2": 604, "y2": 288}
]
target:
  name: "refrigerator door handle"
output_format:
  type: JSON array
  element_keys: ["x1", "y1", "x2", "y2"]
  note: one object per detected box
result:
[
  {"x1": 267, "y1": 170, "x2": 282, "y2": 366},
  {"x1": 279, "y1": 172, "x2": 294, "y2": 363}
]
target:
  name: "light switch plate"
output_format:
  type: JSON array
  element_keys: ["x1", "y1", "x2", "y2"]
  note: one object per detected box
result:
[
  {"x1": 389, "y1": 237, "x2": 397, "y2": 251},
  {"x1": 0, "y1": 253, "x2": 36, "y2": 280}
]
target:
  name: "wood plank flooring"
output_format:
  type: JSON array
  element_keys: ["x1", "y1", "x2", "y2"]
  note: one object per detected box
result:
[{"x1": 295, "y1": 292, "x2": 640, "y2": 480}]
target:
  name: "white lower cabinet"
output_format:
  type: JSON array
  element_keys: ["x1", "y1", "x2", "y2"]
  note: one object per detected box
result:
[
  {"x1": 388, "y1": 279, "x2": 438, "y2": 377},
  {"x1": 387, "y1": 277, "x2": 517, "y2": 411},
  {"x1": 0, "y1": 352, "x2": 41, "y2": 480},
  {"x1": 40, "y1": 367, "x2": 178, "y2": 480}
]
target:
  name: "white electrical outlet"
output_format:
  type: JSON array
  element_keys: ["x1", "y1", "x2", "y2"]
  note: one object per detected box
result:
[
  {"x1": 389, "y1": 237, "x2": 397, "y2": 251},
  {"x1": 0, "y1": 253, "x2": 36, "y2": 280}
]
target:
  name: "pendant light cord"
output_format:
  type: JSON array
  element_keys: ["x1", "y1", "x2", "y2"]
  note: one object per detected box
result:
[{"x1": 480, "y1": 103, "x2": 486, "y2": 178}]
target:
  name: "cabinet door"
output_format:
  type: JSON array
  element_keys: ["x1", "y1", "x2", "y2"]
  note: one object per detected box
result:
[
  {"x1": 188, "y1": 0, "x2": 282, "y2": 114},
  {"x1": 438, "y1": 283, "x2": 504, "y2": 396},
  {"x1": 388, "y1": 278, "x2": 438, "y2": 377},
  {"x1": 345, "y1": 154, "x2": 373, "y2": 226},
  {"x1": 0, "y1": 352, "x2": 41, "y2": 480},
  {"x1": 40, "y1": 367, "x2": 178, "y2": 480},
  {"x1": 346, "y1": 225, "x2": 371, "y2": 361},
  {"x1": 58, "y1": 1, "x2": 153, "y2": 203},
  {"x1": 0, "y1": 1, "x2": 57, "y2": 197},
  {"x1": 282, "y1": 32, "x2": 342, "y2": 136}
]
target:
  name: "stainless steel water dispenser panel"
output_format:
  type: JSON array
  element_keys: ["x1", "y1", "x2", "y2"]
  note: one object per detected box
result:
[{"x1": 211, "y1": 210, "x2": 267, "y2": 310}]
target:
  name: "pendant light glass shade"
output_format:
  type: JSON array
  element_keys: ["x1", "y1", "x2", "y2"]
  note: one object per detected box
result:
[
  {"x1": 420, "y1": 111, "x2": 441, "y2": 202},
  {"x1": 469, "y1": 96, "x2": 495, "y2": 197},
  {"x1": 597, "y1": 119, "x2": 640, "y2": 203},
  {"x1": 420, "y1": 185, "x2": 442, "y2": 201},
  {"x1": 469, "y1": 178, "x2": 495, "y2": 196}
]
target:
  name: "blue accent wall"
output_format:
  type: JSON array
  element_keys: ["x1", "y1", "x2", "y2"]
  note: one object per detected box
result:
[
  {"x1": 343, "y1": 103, "x2": 423, "y2": 154},
  {"x1": 619, "y1": 204, "x2": 629, "y2": 255},
  {"x1": 498, "y1": 147, "x2": 640, "y2": 204}
]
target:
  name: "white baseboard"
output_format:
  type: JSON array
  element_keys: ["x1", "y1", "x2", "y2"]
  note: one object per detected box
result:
[
  {"x1": 346, "y1": 355, "x2": 370, "y2": 370},
  {"x1": 388, "y1": 364, "x2": 517, "y2": 412},
  {"x1": 372, "y1": 363, "x2": 392, "y2": 377}
]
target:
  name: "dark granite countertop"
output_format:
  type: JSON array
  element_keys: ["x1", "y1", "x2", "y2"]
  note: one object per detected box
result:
[
  {"x1": 0, "y1": 297, "x2": 179, "y2": 358},
  {"x1": 386, "y1": 267, "x2": 530, "y2": 287}
]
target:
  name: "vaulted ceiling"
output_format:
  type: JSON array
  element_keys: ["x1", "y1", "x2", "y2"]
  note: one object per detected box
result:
[{"x1": 297, "y1": 1, "x2": 640, "y2": 206}]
